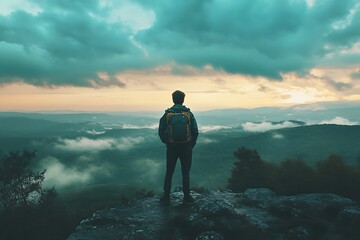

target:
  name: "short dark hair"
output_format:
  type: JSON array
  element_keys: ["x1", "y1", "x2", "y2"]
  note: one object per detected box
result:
[{"x1": 172, "y1": 90, "x2": 185, "y2": 104}]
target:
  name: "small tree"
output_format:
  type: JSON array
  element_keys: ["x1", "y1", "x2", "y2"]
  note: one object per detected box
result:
[
  {"x1": 228, "y1": 147, "x2": 275, "y2": 192},
  {"x1": 316, "y1": 154, "x2": 355, "y2": 197},
  {"x1": 0, "y1": 151, "x2": 55, "y2": 209},
  {"x1": 276, "y1": 158, "x2": 316, "y2": 195}
]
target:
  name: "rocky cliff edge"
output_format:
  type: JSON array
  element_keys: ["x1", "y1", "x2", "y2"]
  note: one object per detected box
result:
[{"x1": 67, "y1": 188, "x2": 360, "y2": 240}]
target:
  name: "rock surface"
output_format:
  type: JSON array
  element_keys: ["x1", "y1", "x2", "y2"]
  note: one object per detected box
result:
[{"x1": 67, "y1": 188, "x2": 360, "y2": 240}]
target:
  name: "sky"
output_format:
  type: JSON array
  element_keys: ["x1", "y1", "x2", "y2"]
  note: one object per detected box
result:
[{"x1": 0, "y1": 0, "x2": 360, "y2": 112}]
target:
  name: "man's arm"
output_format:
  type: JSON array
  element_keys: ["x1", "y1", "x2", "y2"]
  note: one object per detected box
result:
[
  {"x1": 190, "y1": 112, "x2": 199, "y2": 147},
  {"x1": 158, "y1": 113, "x2": 168, "y2": 144}
]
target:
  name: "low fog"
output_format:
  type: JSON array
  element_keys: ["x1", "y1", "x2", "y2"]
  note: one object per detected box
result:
[{"x1": 1, "y1": 104, "x2": 360, "y2": 195}]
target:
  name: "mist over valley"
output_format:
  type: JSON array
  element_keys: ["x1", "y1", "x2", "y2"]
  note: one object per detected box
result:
[{"x1": 1, "y1": 102, "x2": 359, "y2": 194}]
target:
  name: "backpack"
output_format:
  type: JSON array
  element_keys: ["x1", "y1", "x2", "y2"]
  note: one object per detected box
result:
[{"x1": 166, "y1": 111, "x2": 191, "y2": 143}]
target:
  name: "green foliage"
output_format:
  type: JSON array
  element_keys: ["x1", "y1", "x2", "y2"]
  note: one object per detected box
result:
[
  {"x1": 0, "y1": 150, "x2": 60, "y2": 240},
  {"x1": 228, "y1": 147, "x2": 360, "y2": 203},
  {"x1": 0, "y1": 150, "x2": 55, "y2": 209},
  {"x1": 276, "y1": 159, "x2": 317, "y2": 195},
  {"x1": 317, "y1": 155, "x2": 352, "y2": 194},
  {"x1": 228, "y1": 147, "x2": 276, "y2": 192},
  {"x1": 316, "y1": 155, "x2": 360, "y2": 201}
]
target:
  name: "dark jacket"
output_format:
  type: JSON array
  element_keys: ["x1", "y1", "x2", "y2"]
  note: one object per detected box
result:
[{"x1": 158, "y1": 104, "x2": 199, "y2": 147}]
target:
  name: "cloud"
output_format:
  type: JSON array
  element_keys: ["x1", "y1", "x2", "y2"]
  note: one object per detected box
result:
[
  {"x1": 0, "y1": 0, "x2": 153, "y2": 87},
  {"x1": 213, "y1": 78, "x2": 226, "y2": 85},
  {"x1": 55, "y1": 137, "x2": 114, "y2": 152},
  {"x1": 0, "y1": 0, "x2": 359, "y2": 87},
  {"x1": 55, "y1": 136, "x2": 144, "y2": 152},
  {"x1": 258, "y1": 85, "x2": 271, "y2": 93},
  {"x1": 319, "y1": 117, "x2": 358, "y2": 125},
  {"x1": 241, "y1": 117, "x2": 358, "y2": 133},
  {"x1": 325, "y1": 78, "x2": 354, "y2": 91},
  {"x1": 242, "y1": 121, "x2": 301, "y2": 132},
  {"x1": 199, "y1": 137, "x2": 218, "y2": 144},
  {"x1": 116, "y1": 137, "x2": 144, "y2": 151},
  {"x1": 0, "y1": 0, "x2": 42, "y2": 16},
  {"x1": 272, "y1": 133, "x2": 285, "y2": 139},
  {"x1": 351, "y1": 69, "x2": 360, "y2": 79},
  {"x1": 86, "y1": 129, "x2": 106, "y2": 135},
  {"x1": 132, "y1": 158, "x2": 161, "y2": 184},
  {"x1": 121, "y1": 123, "x2": 158, "y2": 129},
  {"x1": 199, "y1": 125, "x2": 232, "y2": 132},
  {"x1": 138, "y1": 0, "x2": 360, "y2": 79},
  {"x1": 41, "y1": 156, "x2": 107, "y2": 188},
  {"x1": 97, "y1": 0, "x2": 155, "y2": 33}
]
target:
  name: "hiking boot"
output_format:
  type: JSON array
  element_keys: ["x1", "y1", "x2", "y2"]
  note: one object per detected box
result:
[
  {"x1": 183, "y1": 195, "x2": 195, "y2": 205},
  {"x1": 160, "y1": 194, "x2": 170, "y2": 205}
]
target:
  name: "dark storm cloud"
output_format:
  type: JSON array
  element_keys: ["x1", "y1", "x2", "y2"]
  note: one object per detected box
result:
[
  {"x1": 0, "y1": 0, "x2": 359, "y2": 87},
  {"x1": 326, "y1": 4, "x2": 360, "y2": 47},
  {"x1": 0, "y1": 0, "x2": 151, "y2": 87},
  {"x1": 137, "y1": 0, "x2": 360, "y2": 79}
]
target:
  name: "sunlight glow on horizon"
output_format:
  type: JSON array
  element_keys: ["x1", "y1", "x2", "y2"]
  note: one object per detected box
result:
[
  {"x1": 1, "y1": 64, "x2": 360, "y2": 112},
  {"x1": 282, "y1": 91, "x2": 321, "y2": 104}
]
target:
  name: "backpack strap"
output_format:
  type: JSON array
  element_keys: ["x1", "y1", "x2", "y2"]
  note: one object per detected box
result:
[
  {"x1": 166, "y1": 111, "x2": 175, "y2": 124},
  {"x1": 181, "y1": 111, "x2": 191, "y2": 123}
]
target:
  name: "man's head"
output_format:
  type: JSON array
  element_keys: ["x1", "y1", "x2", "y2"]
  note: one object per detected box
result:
[{"x1": 172, "y1": 90, "x2": 185, "y2": 105}]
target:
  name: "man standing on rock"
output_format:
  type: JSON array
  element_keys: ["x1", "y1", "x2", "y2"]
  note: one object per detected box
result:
[{"x1": 158, "y1": 90, "x2": 199, "y2": 205}]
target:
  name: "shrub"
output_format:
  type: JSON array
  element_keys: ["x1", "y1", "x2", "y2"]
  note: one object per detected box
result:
[
  {"x1": 228, "y1": 147, "x2": 276, "y2": 192},
  {"x1": 275, "y1": 159, "x2": 317, "y2": 195},
  {"x1": 228, "y1": 147, "x2": 360, "y2": 203}
]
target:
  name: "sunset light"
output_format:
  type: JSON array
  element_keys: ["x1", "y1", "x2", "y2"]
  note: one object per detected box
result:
[{"x1": 0, "y1": 0, "x2": 359, "y2": 111}]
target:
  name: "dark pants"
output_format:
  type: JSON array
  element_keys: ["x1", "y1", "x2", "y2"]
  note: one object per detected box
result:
[{"x1": 163, "y1": 144, "x2": 192, "y2": 196}]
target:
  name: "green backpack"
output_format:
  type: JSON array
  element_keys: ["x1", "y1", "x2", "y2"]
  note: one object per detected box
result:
[{"x1": 166, "y1": 111, "x2": 191, "y2": 143}]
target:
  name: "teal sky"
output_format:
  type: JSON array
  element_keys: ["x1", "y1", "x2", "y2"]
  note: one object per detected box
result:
[{"x1": 0, "y1": 0, "x2": 359, "y2": 111}]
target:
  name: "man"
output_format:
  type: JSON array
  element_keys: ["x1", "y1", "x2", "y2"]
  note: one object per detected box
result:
[{"x1": 158, "y1": 90, "x2": 199, "y2": 205}]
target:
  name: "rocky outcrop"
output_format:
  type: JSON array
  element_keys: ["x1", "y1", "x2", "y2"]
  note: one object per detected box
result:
[{"x1": 67, "y1": 188, "x2": 360, "y2": 240}]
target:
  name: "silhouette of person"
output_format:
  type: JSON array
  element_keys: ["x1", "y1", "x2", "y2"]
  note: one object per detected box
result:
[{"x1": 158, "y1": 90, "x2": 199, "y2": 204}]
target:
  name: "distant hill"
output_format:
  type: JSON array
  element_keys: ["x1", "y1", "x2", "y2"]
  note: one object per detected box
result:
[
  {"x1": 0, "y1": 111, "x2": 159, "y2": 123},
  {"x1": 251, "y1": 124, "x2": 360, "y2": 165},
  {"x1": 198, "y1": 124, "x2": 360, "y2": 167},
  {"x1": 2, "y1": 101, "x2": 360, "y2": 128},
  {"x1": 196, "y1": 105, "x2": 360, "y2": 125},
  {"x1": 0, "y1": 116, "x2": 93, "y2": 137},
  {"x1": 0, "y1": 117, "x2": 57, "y2": 136}
]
